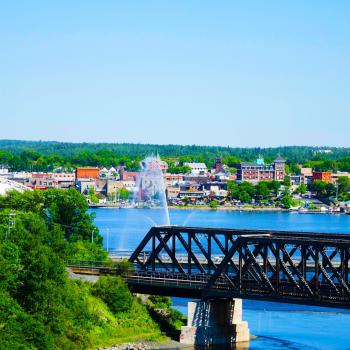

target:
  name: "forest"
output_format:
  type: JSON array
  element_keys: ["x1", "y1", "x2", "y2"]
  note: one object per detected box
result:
[
  {"x1": 0, "y1": 140, "x2": 350, "y2": 173},
  {"x1": 0, "y1": 188, "x2": 182, "y2": 349}
]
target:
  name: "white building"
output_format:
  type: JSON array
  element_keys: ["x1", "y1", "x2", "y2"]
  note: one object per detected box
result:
[{"x1": 184, "y1": 162, "x2": 208, "y2": 176}]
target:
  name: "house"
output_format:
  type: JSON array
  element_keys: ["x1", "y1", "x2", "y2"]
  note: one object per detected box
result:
[
  {"x1": 300, "y1": 168, "x2": 313, "y2": 184},
  {"x1": 106, "y1": 180, "x2": 125, "y2": 196},
  {"x1": 120, "y1": 171, "x2": 139, "y2": 182},
  {"x1": 164, "y1": 174, "x2": 184, "y2": 187},
  {"x1": 75, "y1": 167, "x2": 100, "y2": 180},
  {"x1": 200, "y1": 181, "x2": 227, "y2": 197},
  {"x1": 236, "y1": 156, "x2": 286, "y2": 183},
  {"x1": 184, "y1": 162, "x2": 208, "y2": 176},
  {"x1": 166, "y1": 186, "x2": 180, "y2": 199},
  {"x1": 178, "y1": 182, "x2": 207, "y2": 200}
]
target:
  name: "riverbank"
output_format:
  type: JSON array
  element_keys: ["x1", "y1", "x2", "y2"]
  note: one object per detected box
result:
[{"x1": 89, "y1": 203, "x2": 348, "y2": 215}]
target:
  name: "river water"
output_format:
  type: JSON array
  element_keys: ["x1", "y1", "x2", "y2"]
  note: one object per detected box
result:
[{"x1": 91, "y1": 208, "x2": 350, "y2": 350}]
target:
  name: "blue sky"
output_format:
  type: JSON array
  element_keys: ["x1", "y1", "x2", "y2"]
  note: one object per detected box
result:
[{"x1": 0, "y1": 1, "x2": 349, "y2": 147}]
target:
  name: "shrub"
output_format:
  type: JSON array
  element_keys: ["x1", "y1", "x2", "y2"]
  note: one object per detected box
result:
[{"x1": 92, "y1": 276, "x2": 133, "y2": 314}]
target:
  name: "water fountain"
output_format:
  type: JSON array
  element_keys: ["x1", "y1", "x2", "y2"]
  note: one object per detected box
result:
[{"x1": 132, "y1": 155, "x2": 170, "y2": 226}]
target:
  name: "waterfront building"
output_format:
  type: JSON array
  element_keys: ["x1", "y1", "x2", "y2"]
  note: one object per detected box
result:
[
  {"x1": 164, "y1": 173, "x2": 184, "y2": 187},
  {"x1": 236, "y1": 156, "x2": 286, "y2": 183},
  {"x1": 166, "y1": 186, "x2": 180, "y2": 199},
  {"x1": 312, "y1": 171, "x2": 333, "y2": 183},
  {"x1": 178, "y1": 182, "x2": 207, "y2": 200},
  {"x1": 184, "y1": 162, "x2": 208, "y2": 176}
]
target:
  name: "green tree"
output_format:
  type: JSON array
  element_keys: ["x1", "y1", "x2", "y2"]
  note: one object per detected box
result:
[
  {"x1": 295, "y1": 183, "x2": 307, "y2": 194},
  {"x1": 337, "y1": 176, "x2": 350, "y2": 195},
  {"x1": 88, "y1": 187, "x2": 99, "y2": 203},
  {"x1": 239, "y1": 191, "x2": 251, "y2": 203},
  {"x1": 92, "y1": 276, "x2": 133, "y2": 314},
  {"x1": 283, "y1": 176, "x2": 291, "y2": 187},
  {"x1": 311, "y1": 180, "x2": 335, "y2": 199},
  {"x1": 256, "y1": 182, "x2": 270, "y2": 199},
  {"x1": 267, "y1": 180, "x2": 281, "y2": 197},
  {"x1": 281, "y1": 195, "x2": 296, "y2": 209},
  {"x1": 117, "y1": 188, "x2": 131, "y2": 200},
  {"x1": 209, "y1": 200, "x2": 218, "y2": 209}
]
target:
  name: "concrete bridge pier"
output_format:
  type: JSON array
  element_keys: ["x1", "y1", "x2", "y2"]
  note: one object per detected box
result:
[{"x1": 180, "y1": 298, "x2": 250, "y2": 346}]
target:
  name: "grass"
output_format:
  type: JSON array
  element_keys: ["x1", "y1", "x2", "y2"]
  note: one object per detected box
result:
[{"x1": 85, "y1": 294, "x2": 167, "y2": 349}]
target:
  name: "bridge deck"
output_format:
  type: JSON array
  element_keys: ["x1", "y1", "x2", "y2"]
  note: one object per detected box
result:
[{"x1": 69, "y1": 226, "x2": 350, "y2": 309}]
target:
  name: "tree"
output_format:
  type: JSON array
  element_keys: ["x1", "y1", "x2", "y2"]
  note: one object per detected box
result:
[
  {"x1": 256, "y1": 182, "x2": 270, "y2": 199},
  {"x1": 267, "y1": 180, "x2": 281, "y2": 197},
  {"x1": 283, "y1": 176, "x2": 291, "y2": 187},
  {"x1": 88, "y1": 187, "x2": 99, "y2": 203},
  {"x1": 337, "y1": 176, "x2": 350, "y2": 195},
  {"x1": 209, "y1": 200, "x2": 218, "y2": 209},
  {"x1": 117, "y1": 188, "x2": 131, "y2": 201},
  {"x1": 295, "y1": 183, "x2": 307, "y2": 194},
  {"x1": 239, "y1": 191, "x2": 251, "y2": 203},
  {"x1": 227, "y1": 180, "x2": 238, "y2": 198},
  {"x1": 92, "y1": 276, "x2": 133, "y2": 314},
  {"x1": 311, "y1": 180, "x2": 335, "y2": 199},
  {"x1": 281, "y1": 195, "x2": 296, "y2": 209}
]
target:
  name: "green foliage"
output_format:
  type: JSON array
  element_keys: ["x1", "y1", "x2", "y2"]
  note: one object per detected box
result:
[
  {"x1": 337, "y1": 176, "x2": 350, "y2": 195},
  {"x1": 69, "y1": 240, "x2": 109, "y2": 261},
  {"x1": 0, "y1": 241, "x2": 20, "y2": 292},
  {"x1": 147, "y1": 295, "x2": 185, "y2": 334},
  {"x1": 311, "y1": 180, "x2": 335, "y2": 199},
  {"x1": 167, "y1": 165, "x2": 191, "y2": 174},
  {"x1": 283, "y1": 176, "x2": 291, "y2": 187},
  {"x1": 0, "y1": 189, "x2": 164, "y2": 349},
  {"x1": 281, "y1": 195, "x2": 297, "y2": 209},
  {"x1": 222, "y1": 155, "x2": 241, "y2": 167},
  {"x1": 295, "y1": 183, "x2": 307, "y2": 194},
  {"x1": 209, "y1": 200, "x2": 218, "y2": 209},
  {"x1": 267, "y1": 180, "x2": 281, "y2": 196},
  {"x1": 256, "y1": 182, "x2": 270, "y2": 199},
  {"x1": 92, "y1": 276, "x2": 133, "y2": 314},
  {"x1": 1, "y1": 140, "x2": 350, "y2": 174},
  {"x1": 117, "y1": 188, "x2": 131, "y2": 200},
  {"x1": 88, "y1": 187, "x2": 99, "y2": 204},
  {"x1": 0, "y1": 290, "x2": 54, "y2": 350}
]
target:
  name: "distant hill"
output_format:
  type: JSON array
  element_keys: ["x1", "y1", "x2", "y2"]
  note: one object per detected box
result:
[{"x1": 0, "y1": 139, "x2": 349, "y2": 163}]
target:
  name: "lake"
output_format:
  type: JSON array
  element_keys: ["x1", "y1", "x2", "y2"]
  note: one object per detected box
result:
[{"x1": 91, "y1": 208, "x2": 350, "y2": 350}]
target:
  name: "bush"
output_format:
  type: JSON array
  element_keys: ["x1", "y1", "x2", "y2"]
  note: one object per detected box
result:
[
  {"x1": 209, "y1": 200, "x2": 218, "y2": 209},
  {"x1": 92, "y1": 276, "x2": 133, "y2": 314}
]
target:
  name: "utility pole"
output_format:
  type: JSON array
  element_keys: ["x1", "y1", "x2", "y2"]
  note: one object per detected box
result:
[{"x1": 91, "y1": 228, "x2": 94, "y2": 243}]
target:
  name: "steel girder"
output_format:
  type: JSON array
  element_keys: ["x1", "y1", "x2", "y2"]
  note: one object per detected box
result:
[{"x1": 128, "y1": 226, "x2": 350, "y2": 307}]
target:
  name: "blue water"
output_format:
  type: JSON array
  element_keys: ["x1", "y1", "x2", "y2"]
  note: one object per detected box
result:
[{"x1": 91, "y1": 208, "x2": 350, "y2": 350}]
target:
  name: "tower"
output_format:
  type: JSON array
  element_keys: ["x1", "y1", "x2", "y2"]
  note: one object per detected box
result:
[{"x1": 274, "y1": 155, "x2": 286, "y2": 181}]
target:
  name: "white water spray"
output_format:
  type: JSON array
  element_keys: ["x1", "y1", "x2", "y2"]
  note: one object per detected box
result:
[{"x1": 132, "y1": 155, "x2": 170, "y2": 226}]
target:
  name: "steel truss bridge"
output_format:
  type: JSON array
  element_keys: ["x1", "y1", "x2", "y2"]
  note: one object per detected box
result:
[{"x1": 121, "y1": 226, "x2": 350, "y2": 309}]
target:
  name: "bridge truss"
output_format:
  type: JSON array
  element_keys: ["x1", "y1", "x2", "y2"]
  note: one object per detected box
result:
[{"x1": 128, "y1": 226, "x2": 350, "y2": 308}]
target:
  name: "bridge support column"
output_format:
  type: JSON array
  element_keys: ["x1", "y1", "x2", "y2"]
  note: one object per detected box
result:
[{"x1": 180, "y1": 299, "x2": 249, "y2": 346}]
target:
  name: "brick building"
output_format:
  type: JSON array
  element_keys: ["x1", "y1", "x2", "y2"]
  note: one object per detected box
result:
[
  {"x1": 236, "y1": 156, "x2": 286, "y2": 183},
  {"x1": 312, "y1": 171, "x2": 333, "y2": 183}
]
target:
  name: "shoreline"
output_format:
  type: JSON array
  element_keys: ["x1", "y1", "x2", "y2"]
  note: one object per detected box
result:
[{"x1": 89, "y1": 204, "x2": 348, "y2": 215}]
